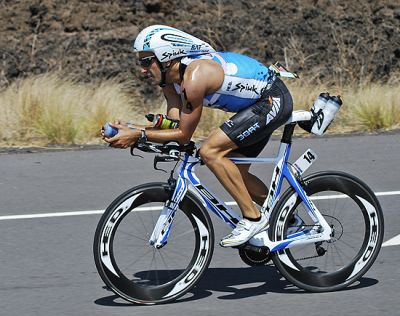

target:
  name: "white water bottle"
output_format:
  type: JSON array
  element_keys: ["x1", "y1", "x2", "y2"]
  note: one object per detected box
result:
[
  {"x1": 297, "y1": 92, "x2": 329, "y2": 133},
  {"x1": 311, "y1": 92, "x2": 330, "y2": 115},
  {"x1": 312, "y1": 95, "x2": 343, "y2": 135}
]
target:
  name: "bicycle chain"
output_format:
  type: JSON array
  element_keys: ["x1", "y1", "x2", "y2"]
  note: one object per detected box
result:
[{"x1": 296, "y1": 253, "x2": 322, "y2": 261}]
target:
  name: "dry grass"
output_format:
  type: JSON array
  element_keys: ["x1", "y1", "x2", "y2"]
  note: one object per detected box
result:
[
  {"x1": 0, "y1": 73, "x2": 137, "y2": 145},
  {"x1": 0, "y1": 73, "x2": 399, "y2": 147},
  {"x1": 342, "y1": 84, "x2": 400, "y2": 131}
]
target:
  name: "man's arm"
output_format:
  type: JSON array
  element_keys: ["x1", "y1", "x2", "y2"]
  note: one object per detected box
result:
[
  {"x1": 127, "y1": 85, "x2": 181, "y2": 130},
  {"x1": 163, "y1": 85, "x2": 181, "y2": 120},
  {"x1": 106, "y1": 60, "x2": 223, "y2": 147},
  {"x1": 140, "y1": 83, "x2": 203, "y2": 144},
  {"x1": 104, "y1": 89, "x2": 202, "y2": 147}
]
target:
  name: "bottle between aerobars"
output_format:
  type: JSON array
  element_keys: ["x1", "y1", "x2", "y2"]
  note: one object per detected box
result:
[{"x1": 146, "y1": 113, "x2": 180, "y2": 129}]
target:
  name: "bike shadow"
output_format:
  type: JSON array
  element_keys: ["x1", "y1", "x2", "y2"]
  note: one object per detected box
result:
[{"x1": 94, "y1": 265, "x2": 379, "y2": 306}]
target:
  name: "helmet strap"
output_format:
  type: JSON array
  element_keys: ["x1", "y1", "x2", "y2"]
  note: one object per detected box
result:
[{"x1": 155, "y1": 59, "x2": 170, "y2": 88}]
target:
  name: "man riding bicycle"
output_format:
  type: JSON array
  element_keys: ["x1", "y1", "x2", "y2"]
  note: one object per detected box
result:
[{"x1": 103, "y1": 25, "x2": 293, "y2": 247}]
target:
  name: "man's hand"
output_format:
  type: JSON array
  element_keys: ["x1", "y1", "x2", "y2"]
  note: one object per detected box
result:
[{"x1": 102, "y1": 121, "x2": 141, "y2": 149}]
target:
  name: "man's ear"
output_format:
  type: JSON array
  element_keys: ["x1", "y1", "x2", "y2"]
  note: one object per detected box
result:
[{"x1": 167, "y1": 59, "x2": 181, "y2": 68}]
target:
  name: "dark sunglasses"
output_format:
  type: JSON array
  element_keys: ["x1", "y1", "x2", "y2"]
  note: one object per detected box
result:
[{"x1": 138, "y1": 56, "x2": 156, "y2": 68}]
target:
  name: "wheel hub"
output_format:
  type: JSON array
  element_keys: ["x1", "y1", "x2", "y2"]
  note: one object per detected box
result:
[{"x1": 323, "y1": 214, "x2": 343, "y2": 243}]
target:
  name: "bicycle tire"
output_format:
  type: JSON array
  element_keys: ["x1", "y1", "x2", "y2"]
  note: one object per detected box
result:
[
  {"x1": 93, "y1": 182, "x2": 214, "y2": 304},
  {"x1": 269, "y1": 171, "x2": 384, "y2": 292}
]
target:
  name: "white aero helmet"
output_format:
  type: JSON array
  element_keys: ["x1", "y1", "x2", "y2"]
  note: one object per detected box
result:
[{"x1": 133, "y1": 25, "x2": 216, "y2": 62}]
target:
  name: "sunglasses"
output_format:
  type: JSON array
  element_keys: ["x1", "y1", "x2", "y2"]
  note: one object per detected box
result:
[{"x1": 138, "y1": 56, "x2": 156, "y2": 68}]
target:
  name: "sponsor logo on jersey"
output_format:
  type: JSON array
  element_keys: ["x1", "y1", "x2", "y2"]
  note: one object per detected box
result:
[
  {"x1": 266, "y1": 97, "x2": 281, "y2": 124},
  {"x1": 236, "y1": 122, "x2": 260, "y2": 141},
  {"x1": 232, "y1": 82, "x2": 259, "y2": 95},
  {"x1": 224, "y1": 119, "x2": 234, "y2": 128}
]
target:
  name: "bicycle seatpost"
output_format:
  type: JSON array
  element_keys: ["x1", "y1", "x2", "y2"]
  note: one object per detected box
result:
[{"x1": 281, "y1": 123, "x2": 296, "y2": 144}]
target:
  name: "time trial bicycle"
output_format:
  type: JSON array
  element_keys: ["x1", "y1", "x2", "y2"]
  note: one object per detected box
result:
[{"x1": 93, "y1": 110, "x2": 384, "y2": 305}]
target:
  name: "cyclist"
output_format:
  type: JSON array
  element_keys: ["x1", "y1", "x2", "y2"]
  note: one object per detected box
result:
[{"x1": 103, "y1": 25, "x2": 293, "y2": 247}]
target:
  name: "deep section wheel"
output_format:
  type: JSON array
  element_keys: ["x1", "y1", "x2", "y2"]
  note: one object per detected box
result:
[
  {"x1": 94, "y1": 183, "x2": 214, "y2": 304},
  {"x1": 269, "y1": 171, "x2": 384, "y2": 292}
]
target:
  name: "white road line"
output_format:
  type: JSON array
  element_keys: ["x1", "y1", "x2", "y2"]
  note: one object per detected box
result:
[
  {"x1": 0, "y1": 190, "x2": 399, "y2": 221},
  {"x1": 0, "y1": 206, "x2": 163, "y2": 221},
  {"x1": 376, "y1": 191, "x2": 400, "y2": 197},
  {"x1": 0, "y1": 210, "x2": 105, "y2": 220},
  {"x1": 382, "y1": 234, "x2": 400, "y2": 247}
]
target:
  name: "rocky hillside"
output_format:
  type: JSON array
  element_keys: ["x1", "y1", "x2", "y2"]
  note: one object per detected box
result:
[{"x1": 1, "y1": 0, "x2": 399, "y2": 99}]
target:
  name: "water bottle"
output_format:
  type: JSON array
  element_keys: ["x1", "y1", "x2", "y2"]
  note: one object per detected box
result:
[
  {"x1": 311, "y1": 95, "x2": 343, "y2": 135},
  {"x1": 145, "y1": 113, "x2": 180, "y2": 129},
  {"x1": 311, "y1": 92, "x2": 330, "y2": 115},
  {"x1": 298, "y1": 92, "x2": 330, "y2": 133},
  {"x1": 102, "y1": 122, "x2": 118, "y2": 137}
]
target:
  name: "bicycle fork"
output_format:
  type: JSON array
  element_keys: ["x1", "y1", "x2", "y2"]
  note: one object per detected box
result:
[{"x1": 148, "y1": 176, "x2": 187, "y2": 248}]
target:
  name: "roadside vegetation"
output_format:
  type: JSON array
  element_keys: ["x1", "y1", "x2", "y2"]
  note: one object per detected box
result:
[
  {"x1": 0, "y1": 72, "x2": 399, "y2": 146},
  {"x1": 0, "y1": 73, "x2": 137, "y2": 146}
]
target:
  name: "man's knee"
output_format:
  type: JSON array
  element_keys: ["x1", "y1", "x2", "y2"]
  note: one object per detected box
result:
[
  {"x1": 200, "y1": 140, "x2": 232, "y2": 167},
  {"x1": 199, "y1": 143, "x2": 217, "y2": 166},
  {"x1": 200, "y1": 130, "x2": 236, "y2": 166}
]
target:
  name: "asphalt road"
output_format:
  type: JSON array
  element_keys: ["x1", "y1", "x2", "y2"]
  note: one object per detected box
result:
[{"x1": 0, "y1": 132, "x2": 399, "y2": 316}]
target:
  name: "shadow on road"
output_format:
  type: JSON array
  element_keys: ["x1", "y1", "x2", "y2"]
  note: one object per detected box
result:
[{"x1": 94, "y1": 266, "x2": 379, "y2": 306}]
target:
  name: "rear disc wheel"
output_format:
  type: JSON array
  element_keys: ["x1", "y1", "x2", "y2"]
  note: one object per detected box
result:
[{"x1": 270, "y1": 171, "x2": 384, "y2": 292}]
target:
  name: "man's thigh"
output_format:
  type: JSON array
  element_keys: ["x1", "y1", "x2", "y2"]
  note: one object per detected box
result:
[{"x1": 201, "y1": 128, "x2": 238, "y2": 156}]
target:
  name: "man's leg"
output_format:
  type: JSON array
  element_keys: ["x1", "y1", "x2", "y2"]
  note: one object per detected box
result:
[
  {"x1": 236, "y1": 163, "x2": 268, "y2": 207},
  {"x1": 200, "y1": 129, "x2": 270, "y2": 247},
  {"x1": 200, "y1": 129, "x2": 260, "y2": 219}
]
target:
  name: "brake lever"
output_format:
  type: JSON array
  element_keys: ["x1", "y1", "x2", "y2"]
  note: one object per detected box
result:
[
  {"x1": 130, "y1": 145, "x2": 144, "y2": 158},
  {"x1": 130, "y1": 134, "x2": 150, "y2": 158}
]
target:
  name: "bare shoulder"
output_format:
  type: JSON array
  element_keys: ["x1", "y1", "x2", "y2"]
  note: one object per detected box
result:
[{"x1": 183, "y1": 59, "x2": 224, "y2": 95}]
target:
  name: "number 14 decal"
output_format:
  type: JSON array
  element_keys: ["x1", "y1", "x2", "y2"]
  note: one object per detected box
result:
[
  {"x1": 303, "y1": 150, "x2": 316, "y2": 163},
  {"x1": 293, "y1": 149, "x2": 318, "y2": 175}
]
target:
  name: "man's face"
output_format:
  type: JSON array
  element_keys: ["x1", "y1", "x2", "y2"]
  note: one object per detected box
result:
[{"x1": 137, "y1": 52, "x2": 161, "y2": 82}]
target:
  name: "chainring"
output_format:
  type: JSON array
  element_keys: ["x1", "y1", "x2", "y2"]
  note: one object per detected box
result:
[{"x1": 238, "y1": 247, "x2": 271, "y2": 266}]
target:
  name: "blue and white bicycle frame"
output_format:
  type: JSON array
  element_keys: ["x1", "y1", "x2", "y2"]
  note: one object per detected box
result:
[{"x1": 149, "y1": 111, "x2": 333, "y2": 251}]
